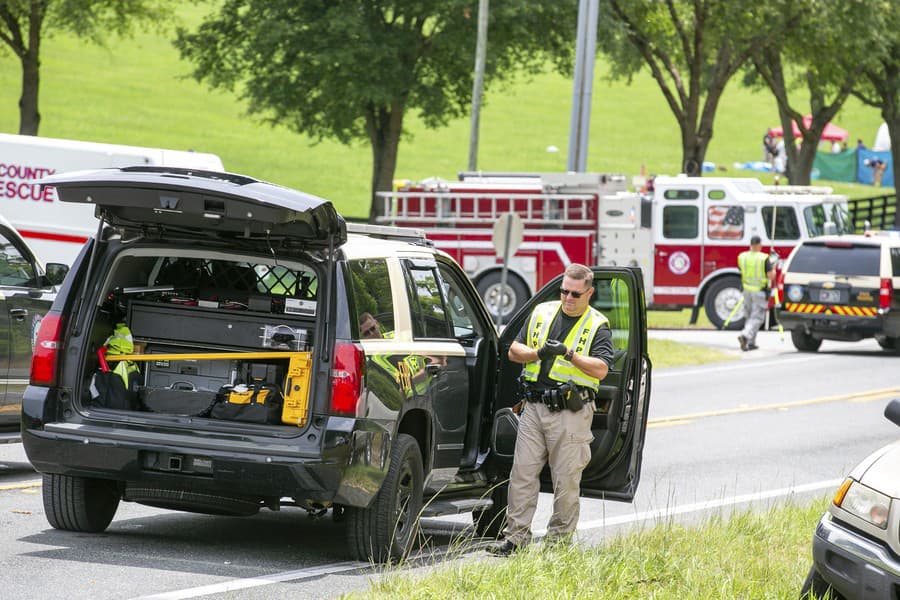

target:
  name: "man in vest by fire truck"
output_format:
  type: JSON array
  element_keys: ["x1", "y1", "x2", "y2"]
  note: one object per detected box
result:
[
  {"x1": 489, "y1": 263, "x2": 614, "y2": 556},
  {"x1": 737, "y1": 235, "x2": 775, "y2": 351}
]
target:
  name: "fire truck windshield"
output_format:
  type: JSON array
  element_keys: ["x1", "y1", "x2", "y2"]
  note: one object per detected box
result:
[{"x1": 803, "y1": 201, "x2": 853, "y2": 237}]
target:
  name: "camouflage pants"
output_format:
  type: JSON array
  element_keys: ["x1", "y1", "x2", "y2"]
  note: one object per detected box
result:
[{"x1": 502, "y1": 399, "x2": 594, "y2": 544}]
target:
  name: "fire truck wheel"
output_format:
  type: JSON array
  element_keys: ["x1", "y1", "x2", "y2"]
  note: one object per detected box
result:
[
  {"x1": 704, "y1": 276, "x2": 744, "y2": 330},
  {"x1": 476, "y1": 272, "x2": 529, "y2": 321}
]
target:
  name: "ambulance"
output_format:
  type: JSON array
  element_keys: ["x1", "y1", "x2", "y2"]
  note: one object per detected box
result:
[{"x1": 0, "y1": 133, "x2": 223, "y2": 265}]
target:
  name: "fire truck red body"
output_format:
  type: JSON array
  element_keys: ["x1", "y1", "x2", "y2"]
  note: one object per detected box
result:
[{"x1": 376, "y1": 172, "x2": 852, "y2": 329}]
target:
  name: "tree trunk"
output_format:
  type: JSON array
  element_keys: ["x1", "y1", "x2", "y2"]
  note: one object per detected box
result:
[
  {"x1": 886, "y1": 115, "x2": 900, "y2": 230},
  {"x1": 680, "y1": 134, "x2": 710, "y2": 177},
  {"x1": 365, "y1": 103, "x2": 404, "y2": 223},
  {"x1": 17, "y1": 1, "x2": 43, "y2": 135},
  {"x1": 790, "y1": 145, "x2": 817, "y2": 186}
]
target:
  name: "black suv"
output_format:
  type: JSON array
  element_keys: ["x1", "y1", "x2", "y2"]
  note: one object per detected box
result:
[
  {"x1": 22, "y1": 167, "x2": 651, "y2": 561},
  {"x1": 0, "y1": 213, "x2": 68, "y2": 442},
  {"x1": 776, "y1": 233, "x2": 900, "y2": 352}
]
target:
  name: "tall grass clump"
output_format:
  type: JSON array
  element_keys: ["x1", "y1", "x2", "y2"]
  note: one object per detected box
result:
[{"x1": 351, "y1": 497, "x2": 827, "y2": 599}]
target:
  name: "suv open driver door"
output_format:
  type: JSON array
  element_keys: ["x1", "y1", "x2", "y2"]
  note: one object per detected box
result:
[{"x1": 495, "y1": 267, "x2": 651, "y2": 501}]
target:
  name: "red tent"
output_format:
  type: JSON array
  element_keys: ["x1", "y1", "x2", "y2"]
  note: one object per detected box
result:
[{"x1": 769, "y1": 115, "x2": 848, "y2": 141}]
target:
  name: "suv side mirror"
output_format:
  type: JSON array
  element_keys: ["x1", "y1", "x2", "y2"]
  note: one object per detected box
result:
[
  {"x1": 823, "y1": 221, "x2": 837, "y2": 235},
  {"x1": 44, "y1": 262, "x2": 69, "y2": 286},
  {"x1": 886, "y1": 399, "x2": 900, "y2": 428}
]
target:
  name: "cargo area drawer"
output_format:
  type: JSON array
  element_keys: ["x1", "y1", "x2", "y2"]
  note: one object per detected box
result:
[{"x1": 128, "y1": 301, "x2": 310, "y2": 350}]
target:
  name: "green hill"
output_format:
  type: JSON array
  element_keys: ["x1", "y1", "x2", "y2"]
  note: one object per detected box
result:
[{"x1": 0, "y1": 6, "x2": 889, "y2": 217}]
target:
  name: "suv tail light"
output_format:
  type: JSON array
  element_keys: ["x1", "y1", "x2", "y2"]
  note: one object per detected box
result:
[
  {"x1": 880, "y1": 278, "x2": 893, "y2": 310},
  {"x1": 330, "y1": 342, "x2": 364, "y2": 416},
  {"x1": 776, "y1": 269, "x2": 785, "y2": 297},
  {"x1": 30, "y1": 313, "x2": 63, "y2": 386}
]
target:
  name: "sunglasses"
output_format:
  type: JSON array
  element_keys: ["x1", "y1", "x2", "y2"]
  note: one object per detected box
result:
[{"x1": 559, "y1": 286, "x2": 591, "y2": 299}]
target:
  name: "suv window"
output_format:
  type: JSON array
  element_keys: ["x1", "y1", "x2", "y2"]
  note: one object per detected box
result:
[
  {"x1": 404, "y1": 263, "x2": 450, "y2": 339},
  {"x1": 892, "y1": 248, "x2": 900, "y2": 277},
  {"x1": 0, "y1": 231, "x2": 35, "y2": 286},
  {"x1": 437, "y1": 262, "x2": 483, "y2": 339},
  {"x1": 789, "y1": 243, "x2": 881, "y2": 276},
  {"x1": 592, "y1": 276, "x2": 632, "y2": 352},
  {"x1": 347, "y1": 259, "x2": 395, "y2": 339}
]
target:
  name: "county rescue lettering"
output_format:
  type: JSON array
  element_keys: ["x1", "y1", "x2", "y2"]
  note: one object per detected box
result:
[{"x1": 0, "y1": 163, "x2": 58, "y2": 202}]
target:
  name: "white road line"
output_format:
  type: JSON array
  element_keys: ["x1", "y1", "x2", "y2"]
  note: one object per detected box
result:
[
  {"x1": 653, "y1": 354, "x2": 823, "y2": 378},
  {"x1": 135, "y1": 478, "x2": 842, "y2": 599},
  {"x1": 567, "y1": 478, "x2": 843, "y2": 533},
  {"x1": 134, "y1": 561, "x2": 366, "y2": 600}
]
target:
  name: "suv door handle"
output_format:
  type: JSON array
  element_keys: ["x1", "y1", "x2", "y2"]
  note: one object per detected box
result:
[
  {"x1": 9, "y1": 308, "x2": 28, "y2": 320},
  {"x1": 425, "y1": 363, "x2": 442, "y2": 376}
]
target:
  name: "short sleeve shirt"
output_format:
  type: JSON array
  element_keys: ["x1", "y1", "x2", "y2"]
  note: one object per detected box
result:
[{"x1": 515, "y1": 308, "x2": 614, "y2": 390}]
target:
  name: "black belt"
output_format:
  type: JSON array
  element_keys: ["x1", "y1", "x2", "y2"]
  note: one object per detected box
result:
[{"x1": 523, "y1": 383, "x2": 594, "y2": 412}]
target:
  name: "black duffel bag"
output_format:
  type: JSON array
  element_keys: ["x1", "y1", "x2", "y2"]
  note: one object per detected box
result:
[
  {"x1": 139, "y1": 382, "x2": 219, "y2": 417},
  {"x1": 210, "y1": 383, "x2": 283, "y2": 425}
]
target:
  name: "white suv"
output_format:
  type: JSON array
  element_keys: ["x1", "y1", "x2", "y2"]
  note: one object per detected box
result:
[
  {"x1": 776, "y1": 232, "x2": 900, "y2": 352},
  {"x1": 801, "y1": 399, "x2": 900, "y2": 599}
]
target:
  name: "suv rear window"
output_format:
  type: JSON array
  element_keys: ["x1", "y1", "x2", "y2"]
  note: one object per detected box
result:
[{"x1": 788, "y1": 243, "x2": 881, "y2": 276}]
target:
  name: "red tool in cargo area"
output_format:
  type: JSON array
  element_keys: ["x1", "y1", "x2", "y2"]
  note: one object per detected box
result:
[{"x1": 376, "y1": 171, "x2": 853, "y2": 330}]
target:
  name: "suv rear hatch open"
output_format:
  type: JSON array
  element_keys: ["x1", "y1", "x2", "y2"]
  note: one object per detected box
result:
[{"x1": 40, "y1": 166, "x2": 346, "y2": 247}]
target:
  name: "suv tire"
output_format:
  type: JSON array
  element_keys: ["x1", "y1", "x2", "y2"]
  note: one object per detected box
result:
[
  {"x1": 704, "y1": 276, "x2": 744, "y2": 330},
  {"x1": 791, "y1": 329, "x2": 822, "y2": 352},
  {"x1": 346, "y1": 433, "x2": 423, "y2": 562},
  {"x1": 43, "y1": 473, "x2": 120, "y2": 533},
  {"x1": 876, "y1": 336, "x2": 900, "y2": 353},
  {"x1": 473, "y1": 482, "x2": 508, "y2": 539}
]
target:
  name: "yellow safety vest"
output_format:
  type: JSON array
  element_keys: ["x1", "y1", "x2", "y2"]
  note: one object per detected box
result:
[
  {"x1": 105, "y1": 322, "x2": 138, "y2": 387},
  {"x1": 738, "y1": 251, "x2": 769, "y2": 292},
  {"x1": 523, "y1": 301, "x2": 608, "y2": 390}
]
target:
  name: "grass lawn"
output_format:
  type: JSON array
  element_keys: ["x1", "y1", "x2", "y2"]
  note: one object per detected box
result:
[
  {"x1": 349, "y1": 497, "x2": 828, "y2": 599},
  {"x1": 648, "y1": 338, "x2": 736, "y2": 369},
  {"x1": 0, "y1": 5, "x2": 891, "y2": 219}
]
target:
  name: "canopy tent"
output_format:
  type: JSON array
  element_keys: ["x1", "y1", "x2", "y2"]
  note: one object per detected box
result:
[{"x1": 769, "y1": 115, "x2": 849, "y2": 141}]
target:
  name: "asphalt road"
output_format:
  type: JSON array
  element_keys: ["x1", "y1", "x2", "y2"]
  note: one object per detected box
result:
[{"x1": 1, "y1": 330, "x2": 897, "y2": 599}]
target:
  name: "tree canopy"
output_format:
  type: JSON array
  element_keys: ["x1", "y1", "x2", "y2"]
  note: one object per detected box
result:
[
  {"x1": 597, "y1": 0, "x2": 803, "y2": 177},
  {"x1": 747, "y1": 0, "x2": 878, "y2": 185},
  {"x1": 0, "y1": 0, "x2": 173, "y2": 135},
  {"x1": 174, "y1": 0, "x2": 578, "y2": 220},
  {"x1": 851, "y1": 2, "x2": 900, "y2": 226}
]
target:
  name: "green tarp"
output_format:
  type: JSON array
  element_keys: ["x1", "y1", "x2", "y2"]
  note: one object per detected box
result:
[{"x1": 813, "y1": 149, "x2": 857, "y2": 183}]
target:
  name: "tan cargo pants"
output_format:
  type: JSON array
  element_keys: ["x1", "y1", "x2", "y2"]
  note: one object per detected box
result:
[{"x1": 502, "y1": 399, "x2": 594, "y2": 545}]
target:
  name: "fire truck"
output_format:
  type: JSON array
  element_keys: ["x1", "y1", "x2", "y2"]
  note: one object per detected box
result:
[{"x1": 375, "y1": 172, "x2": 852, "y2": 330}]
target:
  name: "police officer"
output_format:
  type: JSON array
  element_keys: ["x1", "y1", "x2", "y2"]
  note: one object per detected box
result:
[
  {"x1": 737, "y1": 235, "x2": 775, "y2": 351},
  {"x1": 489, "y1": 263, "x2": 613, "y2": 556}
]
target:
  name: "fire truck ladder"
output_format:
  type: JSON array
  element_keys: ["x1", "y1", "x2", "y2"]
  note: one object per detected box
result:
[{"x1": 374, "y1": 191, "x2": 597, "y2": 227}]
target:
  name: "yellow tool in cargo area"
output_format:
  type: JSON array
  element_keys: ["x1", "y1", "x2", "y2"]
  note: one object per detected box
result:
[{"x1": 107, "y1": 351, "x2": 312, "y2": 427}]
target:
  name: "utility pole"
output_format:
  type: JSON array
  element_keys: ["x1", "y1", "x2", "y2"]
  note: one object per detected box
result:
[
  {"x1": 567, "y1": 0, "x2": 599, "y2": 172},
  {"x1": 468, "y1": 0, "x2": 489, "y2": 171}
]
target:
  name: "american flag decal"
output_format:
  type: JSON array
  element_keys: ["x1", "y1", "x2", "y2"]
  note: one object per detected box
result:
[{"x1": 707, "y1": 206, "x2": 744, "y2": 239}]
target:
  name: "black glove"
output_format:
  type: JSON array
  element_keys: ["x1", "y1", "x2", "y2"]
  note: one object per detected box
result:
[{"x1": 537, "y1": 339, "x2": 567, "y2": 360}]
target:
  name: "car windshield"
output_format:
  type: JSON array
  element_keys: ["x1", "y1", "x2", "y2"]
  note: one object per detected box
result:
[
  {"x1": 803, "y1": 201, "x2": 853, "y2": 237},
  {"x1": 788, "y1": 243, "x2": 881, "y2": 276}
]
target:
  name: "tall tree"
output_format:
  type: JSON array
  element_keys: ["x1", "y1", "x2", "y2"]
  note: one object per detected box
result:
[
  {"x1": 0, "y1": 0, "x2": 173, "y2": 135},
  {"x1": 174, "y1": 0, "x2": 577, "y2": 221},
  {"x1": 748, "y1": 1, "x2": 875, "y2": 185},
  {"x1": 851, "y1": 3, "x2": 900, "y2": 227},
  {"x1": 597, "y1": 0, "x2": 803, "y2": 176}
]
